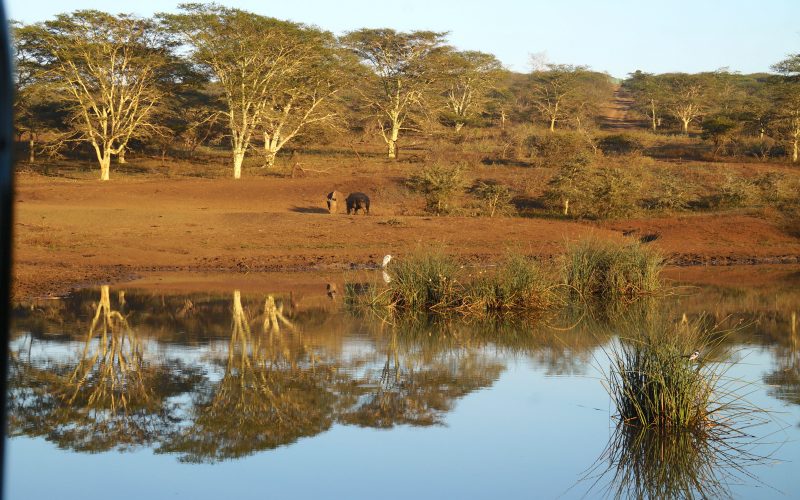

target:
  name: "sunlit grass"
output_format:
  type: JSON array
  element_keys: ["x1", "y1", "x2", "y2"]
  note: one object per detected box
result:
[
  {"x1": 346, "y1": 240, "x2": 664, "y2": 319},
  {"x1": 345, "y1": 249, "x2": 559, "y2": 317},
  {"x1": 564, "y1": 239, "x2": 663, "y2": 302}
]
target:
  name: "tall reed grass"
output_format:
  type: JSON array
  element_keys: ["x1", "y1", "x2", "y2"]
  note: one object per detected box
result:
[
  {"x1": 606, "y1": 317, "x2": 763, "y2": 435},
  {"x1": 564, "y1": 239, "x2": 663, "y2": 302},
  {"x1": 346, "y1": 250, "x2": 559, "y2": 317},
  {"x1": 346, "y1": 240, "x2": 664, "y2": 318}
]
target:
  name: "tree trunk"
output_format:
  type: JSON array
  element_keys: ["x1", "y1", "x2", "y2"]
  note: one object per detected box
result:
[
  {"x1": 387, "y1": 123, "x2": 400, "y2": 159},
  {"x1": 264, "y1": 132, "x2": 280, "y2": 168},
  {"x1": 549, "y1": 117, "x2": 556, "y2": 132},
  {"x1": 233, "y1": 149, "x2": 245, "y2": 179},
  {"x1": 682, "y1": 118, "x2": 690, "y2": 135},
  {"x1": 28, "y1": 137, "x2": 35, "y2": 164},
  {"x1": 117, "y1": 148, "x2": 127, "y2": 164},
  {"x1": 793, "y1": 138, "x2": 798, "y2": 163},
  {"x1": 500, "y1": 110, "x2": 507, "y2": 130},
  {"x1": 563, "y1": 199, "x2": 569, "y2": 216},
  {"x1": 264, "y1": 150, "x2": 277, "y2": 168},
  {"x1": 454, "y1": 122, "x2": 464, "y2": 133},
  {"x1": 99, "y1": 151, "x2": 111, "y2": 181}
]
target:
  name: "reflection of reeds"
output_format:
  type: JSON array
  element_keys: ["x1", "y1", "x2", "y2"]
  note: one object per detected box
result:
[
  {"x1": 589, "y1": 423, "x2": 769, "y2": 500},
  {"x1": 590, "y1": 317, "x2": 775, "y2": 499}
]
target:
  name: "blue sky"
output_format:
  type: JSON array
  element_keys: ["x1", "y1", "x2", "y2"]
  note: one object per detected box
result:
[{"x1": 6, "y1": 0, "x2": 800, "y2": 77}]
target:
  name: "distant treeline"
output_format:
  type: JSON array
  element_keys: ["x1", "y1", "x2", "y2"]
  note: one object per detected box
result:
[{"x1": 11, "y1": 5, "x2": 800, "y2": 179}]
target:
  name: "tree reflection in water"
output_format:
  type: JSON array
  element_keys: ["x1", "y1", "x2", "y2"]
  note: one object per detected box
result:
[
  {"x1": 8, "y1": 285, "x2": 196, "y2": 452},
  {"x1": 158, "y1": 291, "x2": 337, "y2": 463},
  {"x1": 9, "y1": 283, "x2": 795, "y2": 479},
  {"x1": 764, "y1": 311, "x2": 800, "y2": 412},
  {"x1": 339, "y1": 328, "x2": 504, "y2": 428}
]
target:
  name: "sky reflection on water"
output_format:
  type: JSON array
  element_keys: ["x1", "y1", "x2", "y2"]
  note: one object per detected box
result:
[{"x1": 6, "y1": 275, "x2": 800, "y2": 499}]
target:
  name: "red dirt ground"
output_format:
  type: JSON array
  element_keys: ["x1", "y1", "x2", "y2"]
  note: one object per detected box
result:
[{"x1": 11, "y1": 169, "x2": 800, "y2": 301}]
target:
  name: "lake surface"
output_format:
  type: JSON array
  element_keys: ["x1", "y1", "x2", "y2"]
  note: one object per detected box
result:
[{"x1": 6, "y1": 269, "x2": 800, "y2": 499}]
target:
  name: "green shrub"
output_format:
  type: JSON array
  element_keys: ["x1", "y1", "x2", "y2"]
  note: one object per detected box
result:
[
  {"x1": 592, "y1": 167, "x2": 641, "y2": 219},
  {"x1": 525, "y1": 130, "x2": 594, "y2": 168},
  {"x1": 471, "y1": 180, "x2": 514, "y2": 217},
  {"x1": 598, "y1": 134, "x2": 643, "y2": 155},
  {"x1": 644, "y1": 169, "x2": 691, "y2": 211},
  {"x1": 407, "y1": 163, "x2": 466, "y2": 215},
  {"x1": 717, "y1": 174, "x2": 759, "y2": 208},
  {"x1": 544, "y1": 157, "x2": 640, "y2": 219},
  {"x1": 701, "y1": 115, "x2": 739, "y2": 155}
]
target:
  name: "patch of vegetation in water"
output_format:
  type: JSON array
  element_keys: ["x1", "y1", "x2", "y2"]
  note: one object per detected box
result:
[{"x1": 346, "y1": 239, "x2": 664, "y2": 319}]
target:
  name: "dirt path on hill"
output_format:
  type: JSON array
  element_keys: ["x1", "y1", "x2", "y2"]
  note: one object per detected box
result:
[{"x1": 599, "y1": 86, "x2": 642, "y2": 130}]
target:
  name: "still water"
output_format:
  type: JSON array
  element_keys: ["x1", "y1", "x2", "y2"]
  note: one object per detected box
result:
[{"x1": 6, "y1": 270, "x2": 800, "y2": 499}]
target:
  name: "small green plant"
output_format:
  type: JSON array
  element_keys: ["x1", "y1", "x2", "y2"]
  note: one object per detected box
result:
[
  {"x1": 407, "y1": 163, "x2": 466, "y2": 215},
  {"x1": 717, "y1": 174, "x2": 759, "y2": 208},
  {"x1": 564, "y1": 239, "x2": 663, "y2": 302},
  {"x1": 472, "y1": 180, "x2": 513, "y2": 217}
]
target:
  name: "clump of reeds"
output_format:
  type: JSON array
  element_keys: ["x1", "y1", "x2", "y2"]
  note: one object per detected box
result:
[
  {"x1": 607, "y1": 317, "x2": 735, "y2": 432},
  {"x1": 386, "y1": 248, "x2": 462, "y2": 311},
  {"x1": 345, "y1": 250, "x2": 558, "y2": 317},
  {"x1": 586, "y1": 317, "x2": 774, "y2": 498},
  {"x1": 461, "y1": 253, "x2": 559, "y2": 314},
  {"x1": 564, "y1": 239, "x2": 663, "y2": 302}
]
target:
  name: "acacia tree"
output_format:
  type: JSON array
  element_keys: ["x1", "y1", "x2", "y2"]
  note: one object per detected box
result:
[
  {"x1": 342, "y1": 29, "x2": 447, "y2": 159},
  {"x1": 11, "y1": 23, "x2": 69, "y2": 164},
  {"x1": 18, "y1": 11, "x2": 172, "y2": 180},
  {"x1": 528, "y1": 63, "x2": 592, "y2": 131},
  {"x1": 660, "y1": 73, "x2": 710, "y2": 134},
  {"x1": 739, "y1": 77, "x2": 774, "y2": 141},
  {"x1": 437, "y1": 50, "x2": 503, "y2": 132},
  {"x1": 771, "y1": 55, "x2": 800, "y2": 162},
  {"x1": 162, "y1": 4, "x2": 343, "y2": 178},
  {"x1": 260, "y1": 30, "x2": 347, "y2": 168},
  {"x1": 625, "y1": 71, "x2": 665, "y2": 131}
]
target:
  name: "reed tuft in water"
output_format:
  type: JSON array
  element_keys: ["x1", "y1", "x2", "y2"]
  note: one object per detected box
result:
[
  {"x1": 606, "y1": 317, "x2": 758, "y2": 434},
  {"x1": 461, "y1": 253, "x2": 559, "y2": 313},
  {"x1": 346, "y1": 250, "x2": 558, "y2": 316},
  {"x1": 564, "y1": 239, "x2": 663, "y2": 302}
]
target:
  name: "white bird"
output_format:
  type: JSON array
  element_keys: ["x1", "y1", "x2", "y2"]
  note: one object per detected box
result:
[
  {"x1": 687, "y1": 350, "x2": 700, "y2": 361},
  {"x1": 382, "y1": 254, "x2": 392, "y2": 268}
]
